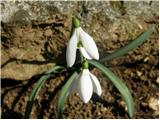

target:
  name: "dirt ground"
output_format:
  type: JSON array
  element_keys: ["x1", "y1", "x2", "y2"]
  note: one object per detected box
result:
[{"x1": 1, "y1": 3, "x2": 159, "y2": 119}]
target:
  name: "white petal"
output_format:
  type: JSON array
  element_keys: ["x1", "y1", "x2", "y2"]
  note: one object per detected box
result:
[
  {"x1": 79, "y1": 47, "x2": 92, "y2": 59},
  {"x1": 90, "y1": 73, "x2": 102, "y2": 96},
  {"x1": 78, "y1": 28, "x2": 99, "y2": 60},
  {"x1": 66, "y1": 30, "x2": 78, "y2": 67},
  {"x1": 77, "y1": 69, "x2": 93, "y2": 103}
]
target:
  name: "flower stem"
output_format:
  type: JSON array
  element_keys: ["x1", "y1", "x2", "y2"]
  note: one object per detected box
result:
[
  {"x1": 72, "y1": 16, "x2": 80, "y2": 28},
  {"x1": 82, "y1": 59, "x2": 89, "y2": 69},
  {"x1": 80, "y1": 53, "x2": 84, "y2": 64}
]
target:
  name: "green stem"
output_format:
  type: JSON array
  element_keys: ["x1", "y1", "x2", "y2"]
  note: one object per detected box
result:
[
  {"x1": 72, "y1": 16, "x2": 80, "y2": 28},
  {"x1": 82, "y1": 59, "x2": 89, "y2": 69}
]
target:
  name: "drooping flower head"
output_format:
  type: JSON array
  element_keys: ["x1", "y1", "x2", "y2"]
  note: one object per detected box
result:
[
  {"x1": 66, "y1": 17, "x2": 99, "y2": 67},
  {"x1": 70, "y1": 60, "x2": 102, "y2": 103}
]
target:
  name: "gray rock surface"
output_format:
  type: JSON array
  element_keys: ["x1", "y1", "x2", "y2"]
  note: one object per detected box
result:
[{"x1": 1, "y1": 1, "x2": 158, "y2": 80}]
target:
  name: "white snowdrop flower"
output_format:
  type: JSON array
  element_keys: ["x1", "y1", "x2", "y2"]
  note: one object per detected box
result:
[
  {"x1": 66, "y1": 23, "x2": 99, "y2": 67},
  {"x1": 70, "y1": 69, "x2": 102, "y2": 103}
]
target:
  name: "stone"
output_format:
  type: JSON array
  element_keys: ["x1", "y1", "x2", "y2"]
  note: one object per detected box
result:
[{"x1": 1, "y1": 1, "x2": 158, "y2": 80}]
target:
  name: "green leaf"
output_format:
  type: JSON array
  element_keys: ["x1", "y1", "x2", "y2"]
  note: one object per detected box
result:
[
  {"x1": 24, "y1": 65, "x2": 64, "y2": 119},
  {"x1": 57, "y1": 71, "x2": 78, "y2": 118},
  {"x1": 100, "y1": 28, "x2": 152, "y2": 62},
  {"x1": 89, "y1": 60, "x2": 134, "y2": 117}
]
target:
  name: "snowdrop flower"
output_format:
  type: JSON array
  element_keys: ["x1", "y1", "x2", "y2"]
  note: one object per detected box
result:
[
  {"x1": 70, "y1": 69, "x2": 102, "y2": 103},
  {"x1": 66, "y1": 17, "x2": 99, "y2": 67}
]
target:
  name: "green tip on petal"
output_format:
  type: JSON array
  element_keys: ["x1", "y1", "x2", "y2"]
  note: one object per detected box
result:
[
  {"x1": 82, "y1": 60, "x2": 89, "y2": 69},
  {"x1": 72, "y1": 16, "x2": 80, "y2": 28},
  {"x1": 77, "y1": 41, "x2": 83, "y2": 48}
]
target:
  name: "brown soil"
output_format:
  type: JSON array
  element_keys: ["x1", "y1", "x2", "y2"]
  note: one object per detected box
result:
[{"x1": 1, "y1": 14, "x2": 159, "y2": 118}]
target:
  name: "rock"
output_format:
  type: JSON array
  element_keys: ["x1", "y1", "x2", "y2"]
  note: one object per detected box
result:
[
  {"x1": 136, "y1": 71, "x2": 143, "y2": 77},
  {"x1": 1, "y1": 1, "x2": 158, "y2": 80},
  {"x1": 156, "y1": 77, "x2": 159, "y2": 84},
  {"x1": 1, "y1": 62, "x2": 55, "y2": 81},
  {"x1": 44, "y1": 29, "x2": 53, "y2": 37},
  {"x1": 1, "y1": 14, "x2": 71, "y2": 81},
  {"x1": 148, "y1": 97, "x2": 159, "y2": 115}
]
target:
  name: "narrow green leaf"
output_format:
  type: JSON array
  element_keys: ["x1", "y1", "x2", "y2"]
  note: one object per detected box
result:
[
  {"x1": 24, "y1": 65, "x2": 64, "y2": 119},
  {"x1": 100, "y1": 28, "x2": 152, "y2": 62},
  {"x1": 57, "y1": 71, "x2": 78, "y2": 118},
  {"x1": 89, "y1": 60, "x2": 134, "y2": 117}
]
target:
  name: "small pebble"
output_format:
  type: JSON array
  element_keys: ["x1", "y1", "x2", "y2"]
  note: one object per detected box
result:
[
  {"x1": 44, "y1": 29, "x2": 52, "y2": 37},
  {"x1": 148, "y1": 97, "x2": 159, "y2": 115},
  {"x1": 156, "y1": 77, "x2": 159, "y2": 84},
  {"x1": 136, "y1": 71, "x2": 142, "y2": 76}
]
